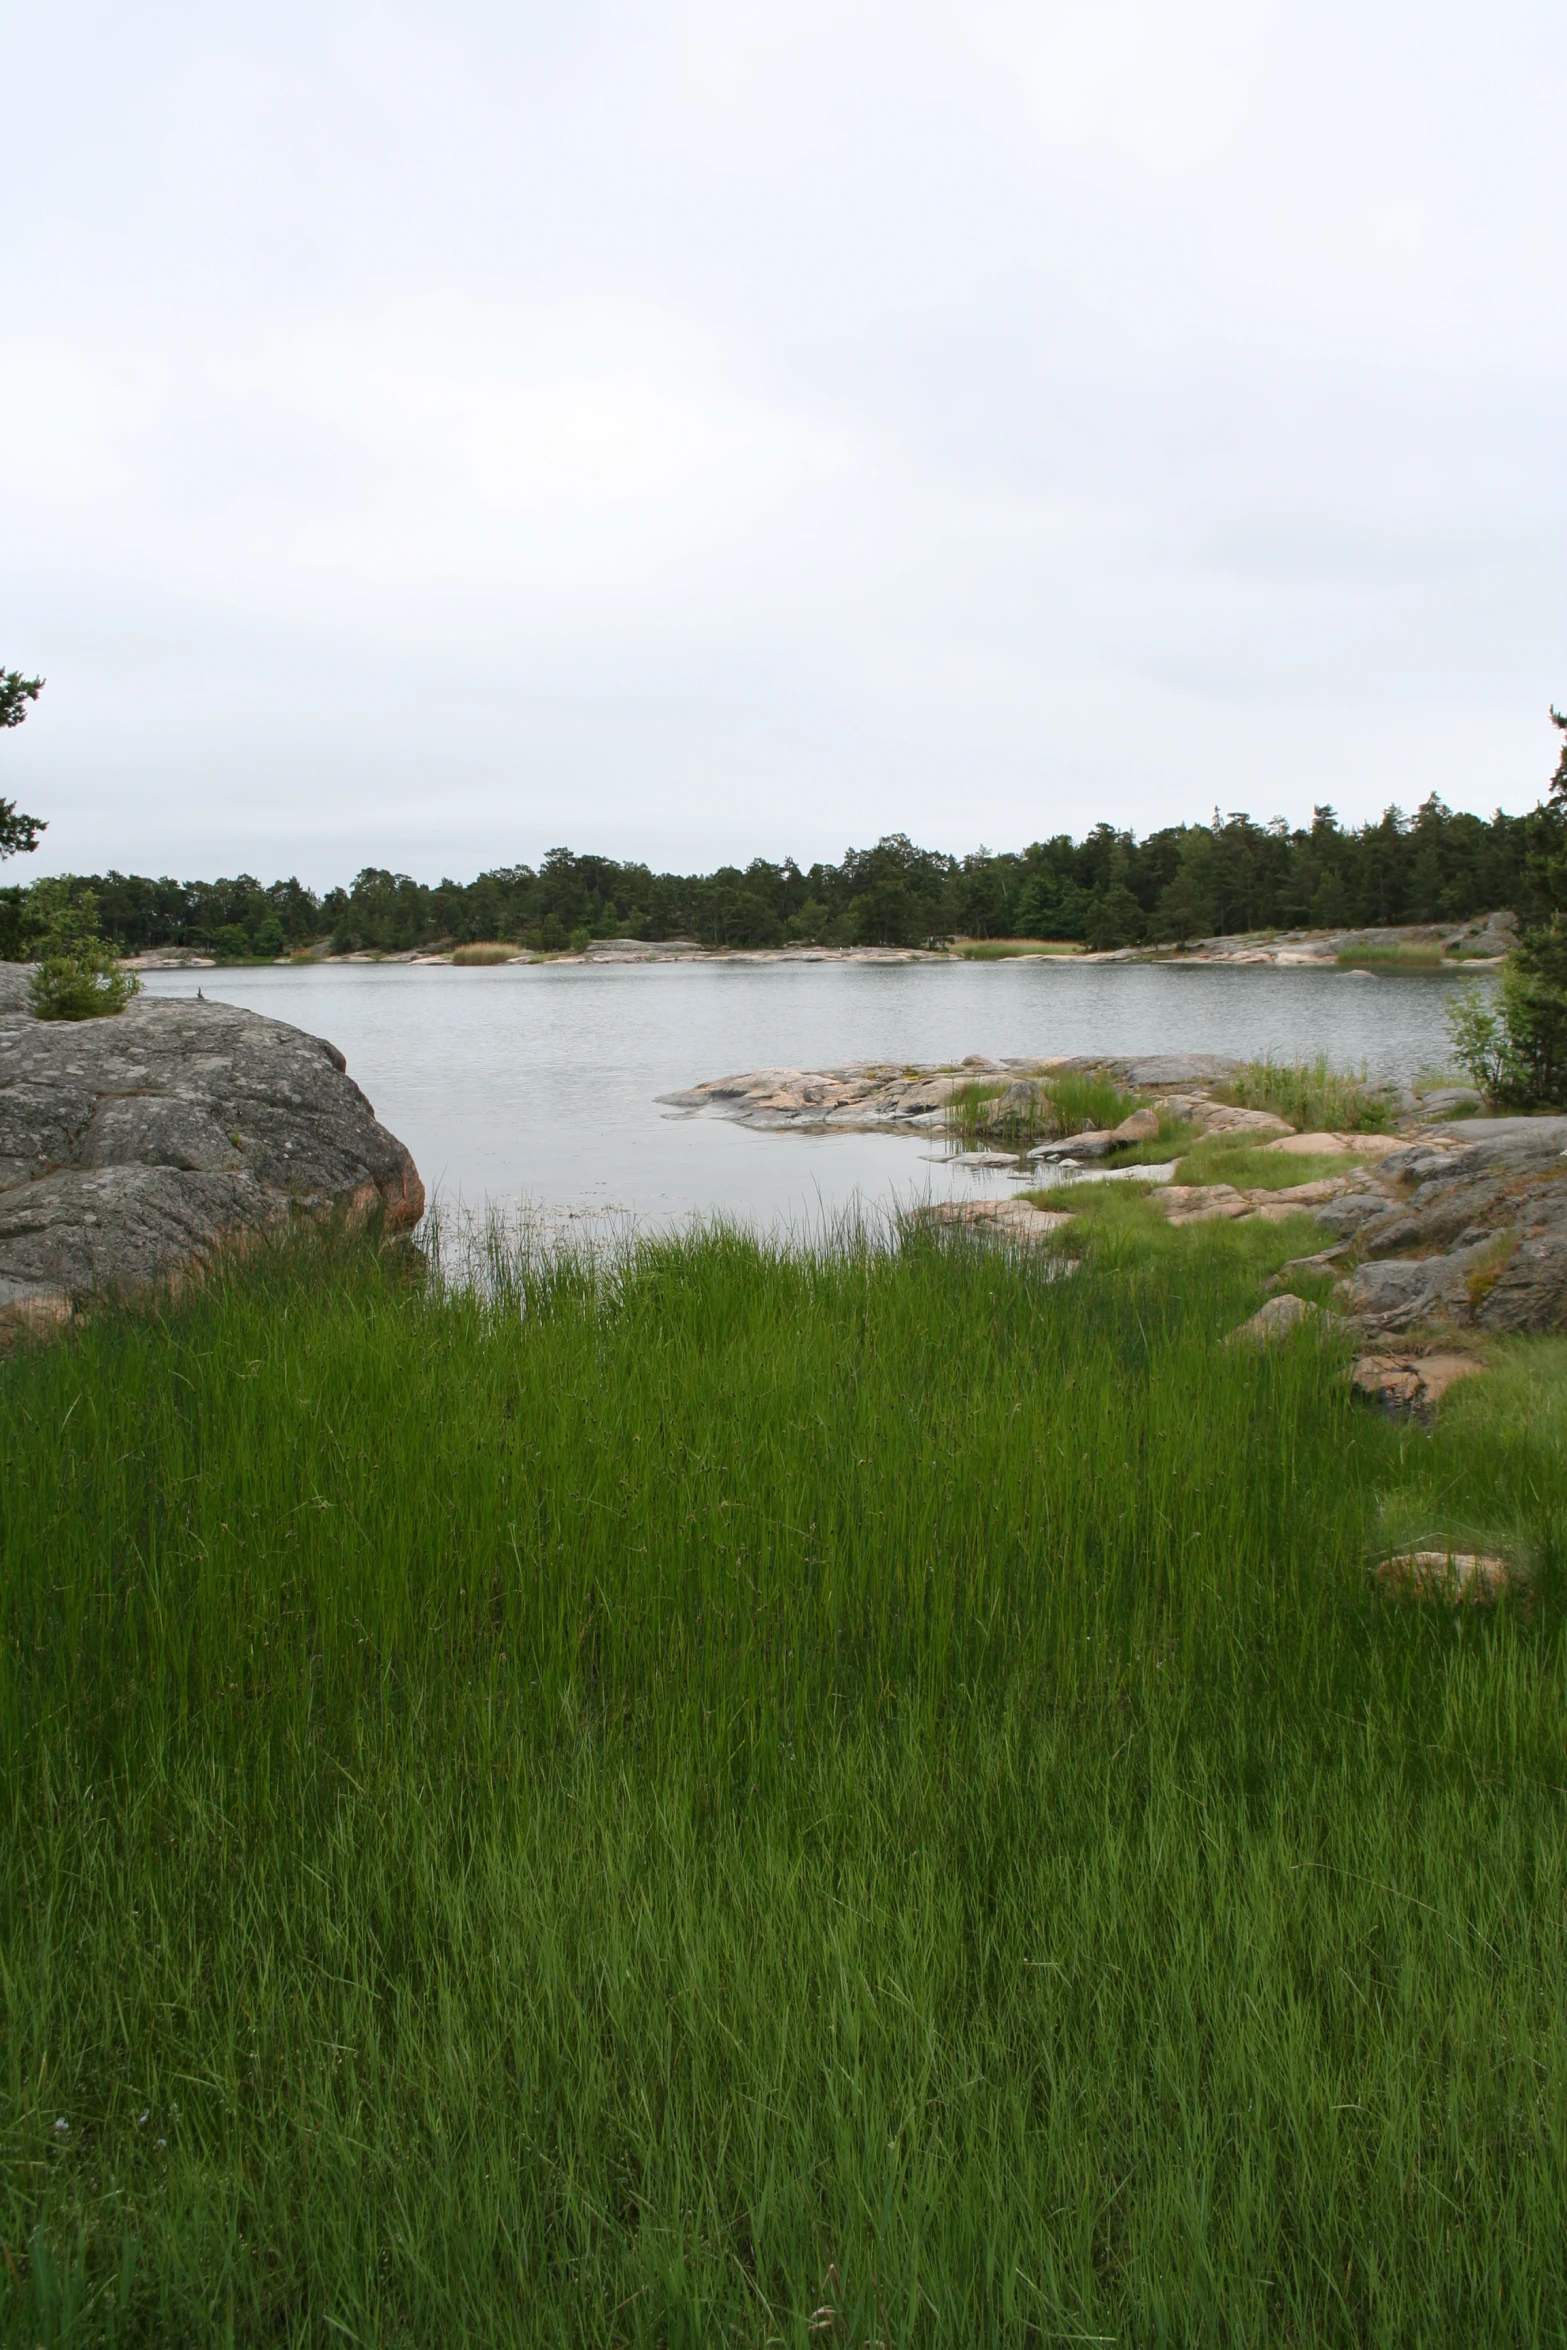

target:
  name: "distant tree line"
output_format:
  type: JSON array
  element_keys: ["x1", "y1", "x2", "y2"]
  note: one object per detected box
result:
[{"x1": 1, "y1": 791, "x2": 1561, "y2": 961}]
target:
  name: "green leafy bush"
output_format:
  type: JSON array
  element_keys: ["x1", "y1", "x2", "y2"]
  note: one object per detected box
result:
[
  {"x1": 24, "y1": 881, "x2": 138, "y2": 1020},
  {"x1": 1447, "y1": 919, "x2": 1567, "y2": 1108}
]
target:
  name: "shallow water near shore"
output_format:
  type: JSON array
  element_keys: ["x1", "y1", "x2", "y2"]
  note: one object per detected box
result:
[{"x1": 143, "y1": 958, "x2": 1474, "y2": 1234}]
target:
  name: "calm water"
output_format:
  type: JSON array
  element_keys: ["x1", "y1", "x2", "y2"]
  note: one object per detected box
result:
[{"x1": 142, "y1": 960, "x2": 1473, "y2": 1236}]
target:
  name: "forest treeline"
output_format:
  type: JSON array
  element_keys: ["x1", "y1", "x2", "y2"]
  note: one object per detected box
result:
[{"x1": 3, "y1": 790, "x2": 1563, "y2": 960}]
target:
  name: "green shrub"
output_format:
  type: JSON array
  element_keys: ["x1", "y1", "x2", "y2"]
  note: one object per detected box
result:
[
  {"x1": 24, "y1": 881, "x2": 138, "y2": 1020},
  {"x1": 1447, "y1": 919, "x2": 1567, "y2": 1108}
]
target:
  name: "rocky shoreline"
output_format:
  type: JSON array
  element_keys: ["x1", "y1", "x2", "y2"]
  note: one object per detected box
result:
[
  {"x1": 0, "y1": 967, "x2": 424, "y2": 1331},
  {"x1": 657, "y1": 1052, "x2": 1430, "y2": 1134},
  {"x1": 669, "y1": 1051, "x2": 1567, "y2": 1377},
  {"x1": 6, "y1": 951, "x2": 1561, "y2": 1396},
  {"x1": 125, "y1": 911, "x2": 1516, "y2": 972}
]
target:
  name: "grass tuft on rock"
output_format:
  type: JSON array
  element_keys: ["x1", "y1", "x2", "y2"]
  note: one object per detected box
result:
[{"x1": 1219, "y1": 1053, "x2": 1394, "y2": 1133}]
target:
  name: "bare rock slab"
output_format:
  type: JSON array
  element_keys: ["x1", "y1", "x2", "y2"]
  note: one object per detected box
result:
[{"x1": 0, "y1": 966, "x2": 424, "y2": 1322}]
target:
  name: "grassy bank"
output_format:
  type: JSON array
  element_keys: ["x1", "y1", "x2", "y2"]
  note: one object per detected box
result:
[
  {"x1": 3, "y1": 1220, "x2": 1565, "y2": 2345},
  {"x1": 1334, "y1": 944, "x2": 1452, "y2": 972},
  {"x1": 954, "y1": 940, "x2": 1083, "y2": 961}
]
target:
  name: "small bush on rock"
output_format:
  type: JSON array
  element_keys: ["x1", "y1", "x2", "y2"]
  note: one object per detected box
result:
[{"x1": 25, "y1": 881, "x2": 139, "y2": 1020}]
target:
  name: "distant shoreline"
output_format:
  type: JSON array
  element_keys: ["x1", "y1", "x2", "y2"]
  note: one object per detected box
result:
[{"x1": 124, "y1": 915, "x2": 1513, "y2": 976}]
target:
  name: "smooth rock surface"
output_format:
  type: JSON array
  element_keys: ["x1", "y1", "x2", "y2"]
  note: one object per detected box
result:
[
  {"x1": 0, "y1": 965, "x2": 424, "y2": 1323},
  {"x1": 1109, "y1": 1106, "x2": 1160, "y2": 1143}
]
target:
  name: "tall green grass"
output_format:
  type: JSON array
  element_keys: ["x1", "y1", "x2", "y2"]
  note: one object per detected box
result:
[
  {"x1": 955, "y1": 940, "x2": 1082, "y2": 961},
  {"x1": 2, "y1": 1221, "x2": 1565, "y2": 2344},
  {"x1": 1221, "y1": 1054, "x2": 1394, "y2": 1133},
  {"x1": 946, "y1": 1071, "x2": 1137, "y2": 1148},
  {"x1": 1335, "y1": 943, "x2": 1449, "y2": 971}
]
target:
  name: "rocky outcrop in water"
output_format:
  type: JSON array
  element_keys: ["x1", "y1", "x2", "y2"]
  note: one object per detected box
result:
[
  {"x1": 0, "y1": 967, "x2": 424, "y2": 1327},
  {"x1": 675, "y1": 1050, "x2": 1567, "y2": 1343},
  {"x1": 659, "y1": 1053, "x2": 1251, "y2": 1133}
]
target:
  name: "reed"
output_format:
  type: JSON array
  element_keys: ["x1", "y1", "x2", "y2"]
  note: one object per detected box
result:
[
  {"x1": 1220, "y1": 1054, "x2": 1394, "y2": 1134},
  {"x1": 955, "y1": 939, "x2": 1082, "y2": 960},
  {"x1": 945, "y1": 1070, "x2": 1137, "y2": 1149},
  {"x1": 1, "y1": 1219, "x2": 1563, "y2": 2344},
  {"x1": 1335, "y1": 942, "x2": 1450, "y2": 970}
]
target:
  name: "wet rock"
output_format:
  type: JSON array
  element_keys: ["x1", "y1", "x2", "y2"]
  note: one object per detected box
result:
[{"x1": 0, "y1": 966, "x2": 424, "y2": 1325}]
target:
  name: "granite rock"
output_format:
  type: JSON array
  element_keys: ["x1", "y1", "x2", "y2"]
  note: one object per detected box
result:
[{"x1": 0, "y1": 966, "x2": 424, "y2": 1324}]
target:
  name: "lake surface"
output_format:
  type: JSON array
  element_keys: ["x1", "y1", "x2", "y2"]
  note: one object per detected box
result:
[{"x1": 142, "y1": 960, "x2": 1475, "y2": 1237}]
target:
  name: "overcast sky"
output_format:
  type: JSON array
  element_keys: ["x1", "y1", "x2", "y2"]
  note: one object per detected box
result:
[{"x1": 3, "y1": 1, "x2": 1564, "y2": 886}]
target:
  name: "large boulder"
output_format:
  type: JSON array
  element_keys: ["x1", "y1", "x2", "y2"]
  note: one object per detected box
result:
[
  {"x1": 1331, "y1": 1116, "x2": 1567, "y2": 1338},
  {"x1": 0, "y1": 967, "x2": 424, "y2": 1326}
]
